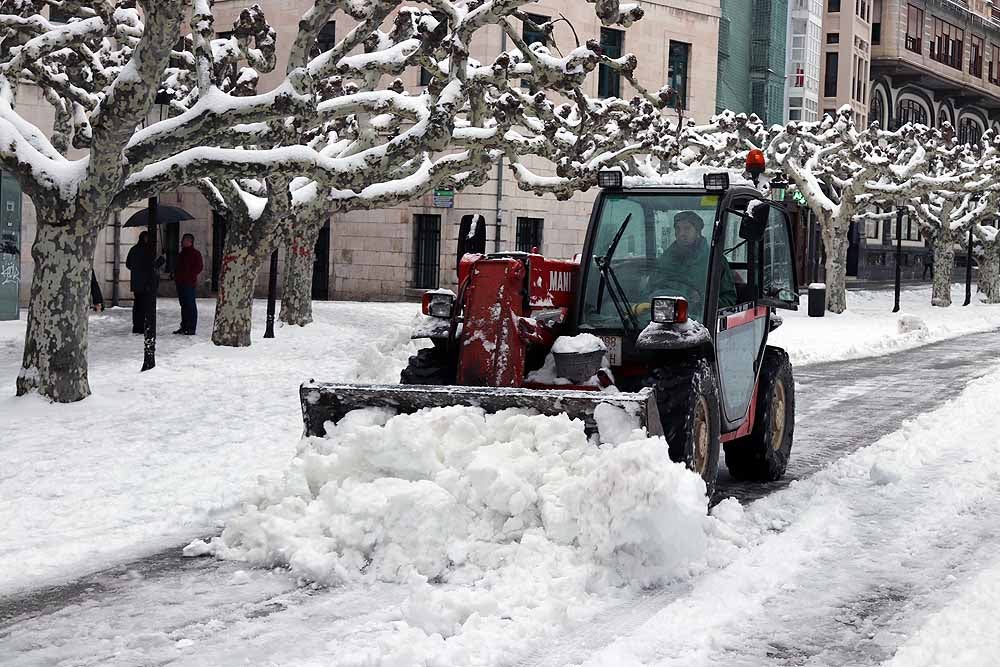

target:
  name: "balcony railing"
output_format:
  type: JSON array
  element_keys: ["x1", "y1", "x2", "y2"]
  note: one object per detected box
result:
[{"x1": 905, "y1": 35, "x2": 922, "y2": 53}]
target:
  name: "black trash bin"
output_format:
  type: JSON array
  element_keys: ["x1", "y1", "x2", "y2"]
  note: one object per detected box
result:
[{"x1": 808, "y1": 283, "x2": 826, "y2": 317}]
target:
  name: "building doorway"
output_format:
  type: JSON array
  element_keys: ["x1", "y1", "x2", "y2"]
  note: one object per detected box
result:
[
  {"x1": 211, "y1": 212, "x2": 227, "y2": 292},
  {"x1": 312, "y1": 219, "x2": 331, "y2": 300},
  {"x1": 847, "y1": 222, "x2": 860, "y2": 277}
]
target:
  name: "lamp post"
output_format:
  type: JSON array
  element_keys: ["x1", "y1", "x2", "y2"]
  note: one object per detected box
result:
[
  {"x1": 770, "y1": 175, "x2": 788, "y2": 204},
  {"x1": 140, "y1": 91, "x2": 170, "y2": 372},
  {"x1": 264, "y1": 249, "x2": 278, "y2": 338},
  {"x1": 964, "y1": 226, "x2": 974, "y2": 306},
  {"x1": 893, "y1": 202, "x2": 904, "y2": 313}
]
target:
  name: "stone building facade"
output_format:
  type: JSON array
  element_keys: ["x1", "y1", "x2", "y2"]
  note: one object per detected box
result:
[{"x1": 8, "y1": 1, "x2": 723, "y2": 309}]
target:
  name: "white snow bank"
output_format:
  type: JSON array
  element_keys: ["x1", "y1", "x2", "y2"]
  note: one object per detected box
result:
[
  {"x1": 886, "y1": 556, "x2": 1000, "y2": 667},
  {"x1": 193, "y1": 405, "x2": 739, "y2": 663},
  {"x1": 770, "y1": 285, "x2": 1000, "y2": 365}
]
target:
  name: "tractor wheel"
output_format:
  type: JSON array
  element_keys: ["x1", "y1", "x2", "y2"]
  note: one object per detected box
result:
[
  {"x1": 646, "y1": 359, "x2": 721, "y2": 498},
  {"x1": 400, "y1": 345, "x2": 455, "y2": 385},
  {"x1": 724, "y1": 346, "x2": 795, "y2": 482}
]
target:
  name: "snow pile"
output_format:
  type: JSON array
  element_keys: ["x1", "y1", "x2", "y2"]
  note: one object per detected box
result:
[
  {"x1": 190, "y1": 405, "x2": 733, "y2": 662},
  {"x1": 897, "y1": 313, "x2": 929, "y2": 335},
  {"x1": 552, "y1": 333, "x2": 607, "y2": 354}
]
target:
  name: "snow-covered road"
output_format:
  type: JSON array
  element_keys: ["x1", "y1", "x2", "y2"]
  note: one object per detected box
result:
[{"x1": 3, "y1": 315, "x2": 1000, "y2": 666}]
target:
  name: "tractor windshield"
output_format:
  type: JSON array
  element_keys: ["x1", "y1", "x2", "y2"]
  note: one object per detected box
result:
[{"x1": 580, "y1": 192, "x2": 721, "y2": 328}]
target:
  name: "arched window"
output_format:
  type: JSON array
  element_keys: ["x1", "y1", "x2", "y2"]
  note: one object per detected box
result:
[
  {"x1": 959, "y1": 117, "x2": 984, "y2": 145},
  {"x1": 937, "y1": 105, "x2": 952, "y2": 129},
  {"x1": 897, "y1": 98, "x2": 928, "y2": 127},
  {"x1": 869, "y1": 91, "x2": 885, "y2": 127}
]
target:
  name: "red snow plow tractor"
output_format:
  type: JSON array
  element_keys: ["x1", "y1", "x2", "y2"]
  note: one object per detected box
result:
[{"x1": 302, "y1": 156, "x2": 800, "y2": 496}]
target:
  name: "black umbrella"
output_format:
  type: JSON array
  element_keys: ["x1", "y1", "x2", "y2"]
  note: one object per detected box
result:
[{"x1": 123, "y1": 205, "x2": 194, "y2": 227}]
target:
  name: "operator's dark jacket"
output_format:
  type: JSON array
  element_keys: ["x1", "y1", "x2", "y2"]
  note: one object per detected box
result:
[{"x1": 658, "y1": 238, "x2": 737, "y2": 310}]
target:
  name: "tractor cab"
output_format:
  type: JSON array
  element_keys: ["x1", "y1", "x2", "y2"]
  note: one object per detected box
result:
[{"x1": 573, "y1": 168, "x2": 799, "y2": 438}]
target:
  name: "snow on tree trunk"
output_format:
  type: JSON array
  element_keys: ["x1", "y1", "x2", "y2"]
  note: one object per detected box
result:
[
  {"x1": 977, "y1": 249, "x2": 1000, "y2": 303},
  {"x1": 279, "y1": 222, "x2": 322, "y2": 327},
  {"x1": 212, "y1": 228, "x2": 268, "y2": 347},
  {"x1": 16, "y1": 221, "x2": 99, "y2": 401},
  {"x1": 822, "y1": 225, "x2": 849, "y2": 314},
  {"x1": 930, "y1": 230, "x2": 956, "y2": 307}
]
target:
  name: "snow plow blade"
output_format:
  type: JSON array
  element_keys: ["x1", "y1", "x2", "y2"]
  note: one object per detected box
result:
[{"x1": 300, "y1": 382, "x2": 663, "y2": 439}]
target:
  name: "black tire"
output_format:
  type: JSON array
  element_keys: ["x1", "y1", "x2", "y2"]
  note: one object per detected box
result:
[
  {"x1": 400, "y1": 345, "x2": 455, "y2": 385},
  {"x1": 646, "y1": 358, "x2": 722, "y2": 498},
  {"x1": 724, "y1": 346, "x2": 794, "y2": 482}
]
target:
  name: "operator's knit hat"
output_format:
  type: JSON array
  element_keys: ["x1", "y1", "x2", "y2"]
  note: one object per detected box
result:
[{"x1": 674, "y1": 210, "x2": 704, "y2": 232}]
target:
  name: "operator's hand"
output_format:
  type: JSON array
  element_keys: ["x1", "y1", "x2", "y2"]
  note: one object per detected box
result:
[{"x1": 632, "y1": 302, "x2": 650, "y2": 315}]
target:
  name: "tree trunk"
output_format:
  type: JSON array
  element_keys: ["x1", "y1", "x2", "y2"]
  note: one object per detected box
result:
[
  {"x1": 977, "y1": 246, "x2": 1000, "y2": 304},
  {"x1": 931, "y1": 230, "x2": 956, "y2": 307},
  {"x1": 211, "y1": 225, "x2": 268, "y2": 347},
  {"x1": 17, "y1": 220, "x2": 99, "y2": 402},
  {"x1": 822, "y1": 224, "x2": 849, "y2": 314},
  {"x1": 279, "y1": 222, "x2": 322, "y2": 326}
]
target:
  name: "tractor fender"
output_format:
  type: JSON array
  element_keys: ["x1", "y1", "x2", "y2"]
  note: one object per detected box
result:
[{"x1": 635, "y1": 319, "x2": 711, "y2": 352}]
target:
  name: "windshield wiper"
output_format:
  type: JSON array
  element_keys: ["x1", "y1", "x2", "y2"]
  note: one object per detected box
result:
[{"x1": 593, "y1": 213, "x2": 640, "y2": 338}]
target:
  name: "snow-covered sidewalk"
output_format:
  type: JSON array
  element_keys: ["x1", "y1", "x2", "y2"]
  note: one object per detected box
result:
[
  {"x1": 771, "y1": 284, "x2": 1000, "y2": 365},
  {"x1": 0, "y1": 300, "x2": 421, "y2": 596}
]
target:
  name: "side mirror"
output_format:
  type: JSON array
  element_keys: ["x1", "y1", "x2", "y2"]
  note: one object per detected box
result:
[
  {"x1": 457, "y1": 214, "x2": 487, "y2": 269},
  {"x1": 739, "y1": 203, "x2": 771, "y2": 242}
]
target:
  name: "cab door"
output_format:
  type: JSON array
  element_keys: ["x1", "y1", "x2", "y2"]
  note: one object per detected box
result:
[{"x1": 714, "y1": 204, "x2": 798, "y2": 429}]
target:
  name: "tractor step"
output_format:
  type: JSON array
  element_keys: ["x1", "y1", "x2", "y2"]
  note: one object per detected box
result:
[{"x1": 300, "y1": 381, "x2": 663, "y2": 439}]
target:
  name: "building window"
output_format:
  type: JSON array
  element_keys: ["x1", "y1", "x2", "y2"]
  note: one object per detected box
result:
[
  {"x1": 515, "y1": 217, "x2": 544, "y2": 253},
  {"x1": 938, "y1": 106, "x2": 952, "y2": 128},
  {"x1": 872, "y1": 0, "x2": 882, "y2": 44},
  {"x1": 897, "y1": 98, "x2": 928, "y2": 127},
  {"x1": 930, "y1": 17, "x2": 964, "y2": 70},
  {"x1": 520, "y1": 13, "x2": 548, "y2": 88},
  {"x1": 828, "y1": 0, "x2": 840, "y2": 12},
  {"x1": 870, "y1": 91, "x2": 884, "y2": 127},
  {"x1": 906, "y1": 5, "x2": 923, "y2": 54},
  {"x1": 522, "y1": 13, "x2": 548, "y2": 46},
  {"x1": 827, "y1": 32, "x2": 840, "y2": 44},
  {"x1": 824, "y1": 52, "x2": 839, "y2": 97},
  {"x1": 310, "y1": 21, "x2": 336, "y2": 59},
  {"x1": 959, "y1": 117, "x2": 983, "y2": 145},
  {"x1": 49, "y1": 7, "x2": 73, "y2": 22},
  {"x1": 991, "y1": 44, "x2": 1000, "y2": 85},
  {"x1": 598, "y1": 28, "x2": 623, "y2": 98},
  {"x1": 971, "y1": 35, "x2": 984, "y2": 78},
  {"x1": 419, "y1": 67, "x2": 434, "y2": 86},
  {"x1": 413, "y1": 214, "x2": 441, "y2": 289},
  {"x1": 668, "y1": 41, "x2": 690, "y2": 109}
]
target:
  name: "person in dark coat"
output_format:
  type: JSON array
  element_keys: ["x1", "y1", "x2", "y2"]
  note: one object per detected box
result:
[
  {"x1": 90, "y1": 270, "x2": 104, "y2": 312},
  {"x1": 125, "y1": 232, "x2": 163, "y2": 334},
  {"x1": 174, "y1": 233, "x2": 204, "y2": 335}
]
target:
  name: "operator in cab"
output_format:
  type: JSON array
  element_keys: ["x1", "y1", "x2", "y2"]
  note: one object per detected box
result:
[{"x1": 645, "y1": 210, "x2": 737, "y2": 316}]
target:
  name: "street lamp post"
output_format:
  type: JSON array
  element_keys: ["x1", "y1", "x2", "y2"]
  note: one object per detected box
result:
[
  {"x1": 770, "y1": 175, "x2": 788, "y2": 204},
  {"x1": 264, "y1": 249, "x2": 278, "y2": 338},
  {"x1": 893, "y1": 203, "x2": 904, "y2": 313},
  {"x1": 964, "y1": 227, "x2": 974, "y2": 306},
  {"x1": 140, "y1": 92, "x2": 169, "y2": 372}
]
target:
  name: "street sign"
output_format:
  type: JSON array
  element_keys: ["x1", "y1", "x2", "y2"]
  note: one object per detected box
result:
[
  {"x1": 432, "y1": 188, "x2": 454, "y2": 208},
  {"x1": 0, "y1": 173, "x2": 21, "y2": 320}
]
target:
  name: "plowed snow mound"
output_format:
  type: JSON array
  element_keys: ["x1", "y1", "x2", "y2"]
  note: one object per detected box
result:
[{"x1": 188, "y1": 406, "x2": 745, "y2": 662}]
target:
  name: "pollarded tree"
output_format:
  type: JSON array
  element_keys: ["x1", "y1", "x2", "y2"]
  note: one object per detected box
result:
[
  {"x1": 973, "y1": 223, "x2": 1000, "y2": 303},
  {"x1": 766, "y1": 108, "x2": 894, "y2": 313}
]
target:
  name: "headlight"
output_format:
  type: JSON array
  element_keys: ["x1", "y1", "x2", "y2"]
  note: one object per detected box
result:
[
  {"x1": 651, "y1": 296, "x2": 688, "y2": 324},
  {"x1": 422, "y1": 290, "x2": 455, "y2": 318},
  {"x1": 598, "y1": 170, "x2": 623, "y2": 189}
]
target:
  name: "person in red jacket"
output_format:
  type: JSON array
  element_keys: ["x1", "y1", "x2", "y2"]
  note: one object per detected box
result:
[{"x1": 174, "y1": 233, "x2": 204, "y2": 335}]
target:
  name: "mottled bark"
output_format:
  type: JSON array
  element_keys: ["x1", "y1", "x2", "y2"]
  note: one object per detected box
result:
[
  {"x1": 930, "y1": 230, "x2": 957, "y2": 307},
  {"x1": 279, "y1": 221, "x2": 322, "y2": 326},
  {"x1": 17, "y1": 219, "x2": 99, "y2": 401},
  {"x1": 212, "y1": 229, "x2": 268, "y2": 347},
  {"x1": 821, "y1": 225, "x2": 849, "y2": 314},
  {"x1": 977, "y1": 250, "x2": 1000, "y2": 303}
]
